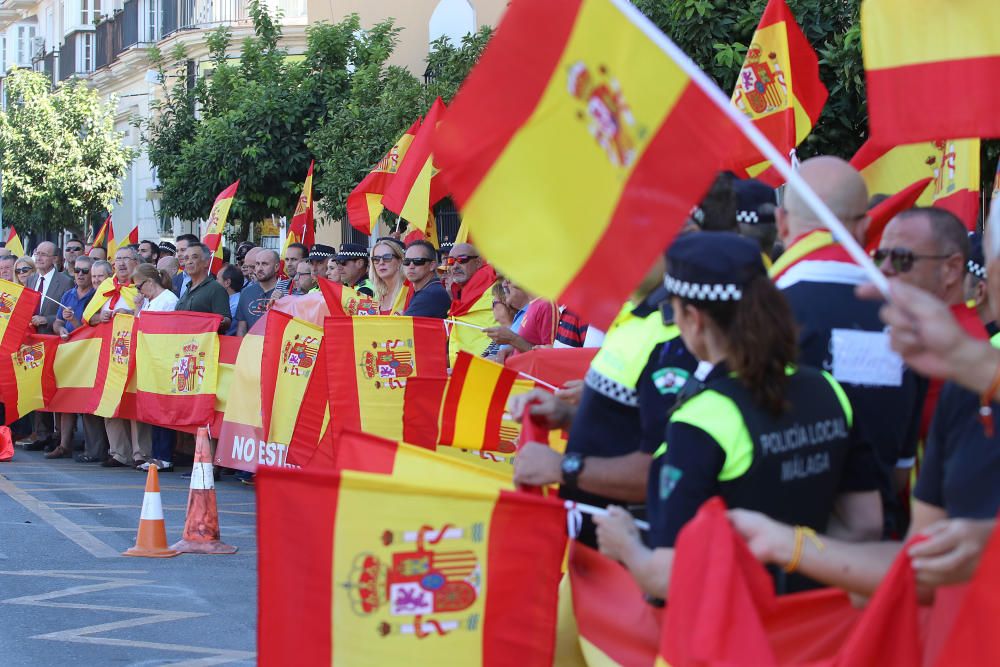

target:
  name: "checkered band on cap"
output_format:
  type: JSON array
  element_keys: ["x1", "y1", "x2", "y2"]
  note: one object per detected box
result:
[
  {"x1": 664, "y1": 275, "x2": 742, "y2": 301},
  {"x1": 336, "y1": 250, "x2": 366, "y2": 258},
  {"x1": 736, "y1": 210, "x2": 759, "y2": 224},
  {"x1": 968, "y1": 259, "x2": 987, "y2": 280},
  {"x1": 584, "y1": 368, "x2": 638, "y2": 407}
]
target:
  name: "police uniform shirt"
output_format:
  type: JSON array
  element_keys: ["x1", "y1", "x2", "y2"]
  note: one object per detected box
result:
[
  {"x1": 647, "y1": 362, "x2": 880, "y2": 551},
  {"x1": 781, "y1": 269, "x2": 926, "y2": 535},
  {"x1": 915, "y1": 382, "x2": 1000, "y2": 519}
]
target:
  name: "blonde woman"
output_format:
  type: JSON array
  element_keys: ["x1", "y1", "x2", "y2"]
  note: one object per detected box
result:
[
  {"x1": 369, "y1": 238, "x2": 408, "y2": 315},
  {"x1": 14, "y1": 256, "x2": 36, "y2": 286}
]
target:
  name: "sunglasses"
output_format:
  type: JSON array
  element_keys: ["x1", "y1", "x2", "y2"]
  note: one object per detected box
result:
[
  {"x1": 872, "y1": 247, "x2": 952, "y2": 274},
  {"x1": 446, "y1": 255, "x2": 479, "y2": 266},
  {"x1": 15, "y1": 267, "x2": 32, "y2": 274},
  {"x1": 134, "y1": 280, "x2": 148, "y2": 291},
  {"x1": 402, "y1": 257, "x2": 433, "y2": 266},
  {"x1": 371, "y1": 254, "x2": 398, "y2": 264},
  {"x1": 73, "y1": 267, "x2": 91, "y2": 274},
  {"x1": 66, "y1": 247, "x2": 84, "y2": 253}
]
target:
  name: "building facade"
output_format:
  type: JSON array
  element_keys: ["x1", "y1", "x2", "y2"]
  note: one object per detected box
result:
[{"x1": 0, "y1": 0, "x2": 503, "y2": 248}]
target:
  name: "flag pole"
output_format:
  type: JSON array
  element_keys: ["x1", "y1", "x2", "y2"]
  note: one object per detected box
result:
[
  {"x1": 565, "y1": 500, "x2": 651, "y2": 531},
  {"x1": 613, "y1": 0, "x2": 890, "y2": 298}
]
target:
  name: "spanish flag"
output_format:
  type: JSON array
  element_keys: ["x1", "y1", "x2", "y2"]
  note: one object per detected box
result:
[
  {"x1": 108, "y1": 217, "x2": 138, "y2": 260},
  {"x1": 851, "y1": 138, "x2": 981, "y2": 229},
  {"x1": 4, "y1": 227, "x2": 24, "y2": 258},
  {"x1": 134, "y1": 311, "x2": 221, "y2": 428},
  {"x1": 93, "y1": 314, "x2": 136, "y2": 418},
  {"x1": 0, "y1": 278, "x2": 41, "y2": 357},
  {"x1": 202, "y1": 180, "x2": 240, "y2": 275},
  {"x1": 260, "y1": 311, "x2": 322, "y2": 445},
  {"x1": 332, "y1": 428, "x2": 514, "y2": 489},
  {"x1": 285, "y1": 343, "x2": 331, "y2": 469},
  {"x1": 1, "y1": 334, "x2": 58, "y2": 423},
  {"x1": 439, "y1": 353, "x2": 522, "y2": 452},
  {"x1": 862, "y1": 0, "x2": 1000, "y2": 145},
  {"x1": 285, "y1": 160, "x2": 315, "y2": 249},
  {"x1": 382, "y1": 98, "x2": 448, "y2": 234},
  {"x1": 661, "y1": 498, "x2": 923, "y2": 667},
  {"x1": 256, "y1": 466, "x2": 567, "y2": 666},
  {"x1": 325, "y1": 316, "x2": 448, "y2": 441},
  {"x1": 87, "y1": 216, "x2": 110, "y2": 255},
  {"x1": 82, "y1": 277, "x2": 139, "y2": 323},
  {"x1": 434, "y1": 0, "x2": 745, "y2": 328},
  {"x1": 347, "y1": 119, "x2": 421, "y2": 234},
  {"x1": 317, "y1": 277, "x2": 378, "y2": 316},
  {"x1": 46, "y1": 324, "x2": 106, "y2": 414},
  {"x1": 731, "y1": 0, "x2": 827, "y2": 174}
]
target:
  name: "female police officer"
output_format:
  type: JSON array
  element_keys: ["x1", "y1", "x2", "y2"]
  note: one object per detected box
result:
[{"x1": 594, "y1": 232, "x2": 882, "y2": 598}]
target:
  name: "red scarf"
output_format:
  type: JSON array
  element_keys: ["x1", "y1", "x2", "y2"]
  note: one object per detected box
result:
[
  {"x1": 449, "y1": 264, "x2": 497, "y2": 317},
  {"x1": 104, "y1": 277, "x2": 131, "y2": 309}
]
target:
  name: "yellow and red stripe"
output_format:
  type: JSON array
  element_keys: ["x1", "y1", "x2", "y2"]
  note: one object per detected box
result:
[
  {"x1": 382, "y1": 98, "x2": 448, "y2": 233},
  {"x1": 434, "y1": 0, "x2": 745, "y2": 328},
  {"x1": 0, "y1": 334, "x2": 58, "y2": 423},
  {"x1": 285, "y1": 160, "x2": 315, "y2": 249},
  {"x1": 862, "y1": 0, "x2": 1000, "y2": 144},
  {"x1": 4, "y1": 227, "x2": 24, "y2": 258},
  {"x1": 260, "y1": 310, "x2": 323, "y2": 444},
  {"x1": 325, "y1": 316, "x2": 448, "y2": 441},
  {"x1": 0, "y1": 278, "x2": 40, "y2": 358},
  {"x1": 46, "y1": 324, "x2": 106, "y2": 414},
  {"x1": 439, "y1": 352, "x2": 519, "y2": 451}
]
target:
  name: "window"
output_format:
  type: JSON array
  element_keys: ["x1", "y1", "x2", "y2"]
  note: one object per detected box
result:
[
  {"x1": 1, "y1": 36, "x2": 7, "y2": 74},
  {"x1": 429, "y1": 0, "x2": 475, "y2": 46},
  {"x1": 82, "y1": 32, "x2": 94, "y2": 72},
  {"x1": 145, "y1": 0, "x2": 158, "y2": 42},
  {"x1": 16, "y1": 26, "x2": 36, "y2": 66},
  {"x1": 82, "y1": 0, "x2": 102, "y2": 25}
]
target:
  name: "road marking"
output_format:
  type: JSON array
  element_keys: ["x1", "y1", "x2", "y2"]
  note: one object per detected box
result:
[
  {"x1": 1, "y1": 571, "x2": 256, "y2": 665},
  {"x1": 0, "y1": 475, "x2": 120, "y2": 558}
]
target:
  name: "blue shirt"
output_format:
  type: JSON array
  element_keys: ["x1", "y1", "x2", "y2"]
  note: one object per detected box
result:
[
  {"x1": 227, "y1": 292, "x2": 240, "y2": 336},
  {"x1": 60, "y1": 286, "x2": 95, "y2": 333},
  {"x1": 403, "y1": 280, "x2": 451, "y2": 318}
]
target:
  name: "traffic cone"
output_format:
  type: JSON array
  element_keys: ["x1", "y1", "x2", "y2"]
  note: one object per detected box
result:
[
  {"x1": 170, "y1": 427, "x2": 237, "y2": 554},
  {"x1": 123, "y1": 464, "x2": 179, "y2": 558}
]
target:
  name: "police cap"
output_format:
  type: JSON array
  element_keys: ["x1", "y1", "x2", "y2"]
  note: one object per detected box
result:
[
  {"x1": 664, "y1": 232, "x2": 765, "y2": 302},
  {"x1": 968, "y1": 231, "x2": 987, "y2": 280}
]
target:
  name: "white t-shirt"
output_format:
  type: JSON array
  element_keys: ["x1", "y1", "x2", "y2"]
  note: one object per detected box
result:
[{"x1": 141, "y1": 289, "x2": 179, "y2": 313}]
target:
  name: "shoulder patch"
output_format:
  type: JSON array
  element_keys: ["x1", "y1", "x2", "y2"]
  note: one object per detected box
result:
[
  {"x1": 652, "y1": 367, "x2": 690, "y2": 395},
  {"x1": 659, "y1": 465, "x2": 683, "y2": 501}
]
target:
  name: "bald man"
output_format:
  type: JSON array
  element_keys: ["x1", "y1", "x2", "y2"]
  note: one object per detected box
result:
[
  {"x1": 236, "y1": 249, "x2": 285, "y2": 336},
  {"x1": 773, "y1": 156, "x2": 925, "y2": 538}
]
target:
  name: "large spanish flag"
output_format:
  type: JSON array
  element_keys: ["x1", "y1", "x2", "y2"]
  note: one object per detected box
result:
[
  {"x1": 93, "y1": 314, "x2": 136, "y2": 418},
  {"x1": 347, "y1": 119, "x2": 421, "y2": 235},
  {"x1": 256, "y1": 466, "x2": 567, "y2": 666},
  {"x1": 862, "y1": 0, "x2": 1000, "y2": 145},
  {"x1": 434, "y1": 0, "x2": 745, "y2": 328},
  {"x1": 1, "y1": 335, "x2": 58, "y2": 423},
  {"x1": 202, "y1": 180, "x2": 239, "y2": 275},
  {"x1": 326, "y1": 316, "x2": 448, "y2": 441},
  {"x1": 134, "y1": 311, "x2": 220, "y2": 428},
  {"x1": 731, "y1": 0, "x2": 827, "y2": 173},
  {"x1": 851, "y1": 138, "x2": 981, "y2": 229},
  {"x1": 4, "y1": 227, "x2": 24, "y2": 259},
  {"x1": 0, "y1": 278, "x2": 41, "y2": 357},
  {"x1": 382, "y1": 98, "x2": 448, "y2": 233},
  {"x1": 260, "y1": 310, "x2": 322, "y2": 445},
  {"x1": 46, "y1": 324, "x2": 106, "y2": 414}
]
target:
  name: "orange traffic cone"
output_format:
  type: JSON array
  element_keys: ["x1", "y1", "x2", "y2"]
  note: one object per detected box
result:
[
  {"x1": 123, "y1": 464, "x2": 179, "y2": 558},
  {"x1": 170, "y1": 427, "x2": 237, "y2": 554}
]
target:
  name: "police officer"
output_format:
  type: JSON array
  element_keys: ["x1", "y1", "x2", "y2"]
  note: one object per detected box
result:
[
  {"x1": 594, "y1": 233, "x2": 882, "y2": 598},
  {"x1": 333, "y1": 243, "x2": 374, "y2": 297}
]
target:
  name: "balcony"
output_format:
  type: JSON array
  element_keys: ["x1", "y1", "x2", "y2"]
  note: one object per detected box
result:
[
  {"x1": 41, "y1": 49, "x2": 56, "y2": 80},
  {"x1": 60, "y1": 30, "x2": 95, "y2": 80}
]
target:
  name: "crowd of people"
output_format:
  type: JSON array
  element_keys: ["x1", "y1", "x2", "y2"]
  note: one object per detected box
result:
[{"x1": 3, "y1": 152, "x2": 997, "y2": 609}]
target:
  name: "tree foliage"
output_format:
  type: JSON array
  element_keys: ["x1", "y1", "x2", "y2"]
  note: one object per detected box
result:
[
  {"x1": 144, "y1": 0, "x2": 492, "y2": 236},
  {"x1": 0, "y1": 69, "x2": 137, "y2": 234}
]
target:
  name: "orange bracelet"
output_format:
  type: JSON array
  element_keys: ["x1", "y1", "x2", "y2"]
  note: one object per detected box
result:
[{"x1": 979, "y1": 359, "x2": 1000, "y2": 438}]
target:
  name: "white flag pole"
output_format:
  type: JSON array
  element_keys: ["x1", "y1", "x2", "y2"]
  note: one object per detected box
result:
[{"x1": 612, "y1": 0, "x2": 890, "y2": 298}]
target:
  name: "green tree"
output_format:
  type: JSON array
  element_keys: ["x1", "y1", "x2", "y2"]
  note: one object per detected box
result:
[
  {"x1": 309, "y1": 26, "x2": 493, "y2": 223},
  {"x1": 0, "y1": 69, "x2": 137, "y2": 234}
]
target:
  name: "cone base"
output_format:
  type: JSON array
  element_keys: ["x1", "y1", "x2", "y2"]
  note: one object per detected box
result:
[
  {"x1": 170, "y1": 539, "x2": 238, "y2": 554},
  {"x1": 123, "y1": 546, "x2": 180, "y2": 558}
]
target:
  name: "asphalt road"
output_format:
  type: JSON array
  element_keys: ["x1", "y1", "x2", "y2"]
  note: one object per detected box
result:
[{"x1": 0, "y1": 449, "x2": 258, "y2": 666}]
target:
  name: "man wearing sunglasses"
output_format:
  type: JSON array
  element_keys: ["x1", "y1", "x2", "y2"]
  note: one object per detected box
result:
[
  {"x1": 62, "y1": 239, "x2": 85, "y2": 279},
  {"x1": 402, "y1": 240, "x2": 450, "y2": 318},
  {"x1": 446, "y1": 242, "x2": 499, "y2": 363},
  {"x1": 876, "y1": 208, "x2": 989, "y2": 446},
  {"x1": 774, "y1": 156, "x2": 925, "y2": 538},
  {"x1": 334, "y1": 243, "x2": 374, "y2": 297}
]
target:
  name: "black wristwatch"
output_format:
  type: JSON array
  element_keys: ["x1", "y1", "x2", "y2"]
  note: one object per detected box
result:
[{"x1": 561, "y1": 452, "x2": 586, "y2": 488}]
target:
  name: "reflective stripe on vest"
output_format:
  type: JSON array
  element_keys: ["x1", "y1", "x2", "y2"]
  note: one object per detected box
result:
[{"x1": 586, "y1": 303, "x2": 678, "y2": 407}]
